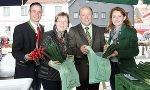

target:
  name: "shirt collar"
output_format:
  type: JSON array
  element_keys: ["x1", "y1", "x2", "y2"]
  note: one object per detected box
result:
[
  {"x1": 29, "y1": 20, "x2": 39, "y2": 33},
  {"x1": 81, "y1": 24, "x2": 92, "y2": 30}
]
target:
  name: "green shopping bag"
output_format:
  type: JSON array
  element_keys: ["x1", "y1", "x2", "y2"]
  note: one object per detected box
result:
[
  {"x1": 50, "y1": 55, "x2": 80, "y2": 90},
  {"x1": 86, "y1": 46, "x2": 111, "y2": 84}
]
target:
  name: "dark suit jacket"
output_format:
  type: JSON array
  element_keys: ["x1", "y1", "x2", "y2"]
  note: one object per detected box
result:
[
  {"x1": 108, "y1": 24, "x2": 139, "y2": 72},
  {"x1": 68, "y1": 23, "x2": 105, "y2": 81},
  {"x1": 12, "y1": 21, "x2": 44, "y2": 78}
]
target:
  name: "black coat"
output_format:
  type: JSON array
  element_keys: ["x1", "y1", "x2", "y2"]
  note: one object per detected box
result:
[
  {"x1": 12, "y1": 21, "x2": 44, "y2": 78},
  {"x1": 38, "y1": 29, "x2": 69, "y2": 81}
]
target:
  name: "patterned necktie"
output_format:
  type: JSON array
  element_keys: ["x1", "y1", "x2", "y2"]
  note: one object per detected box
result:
[
  {"x1": 37, "y1": 25, "x2": 41, "y2": 48},
  {"x1": 85, "y1": 27, "x2": 92, "y2": 46}
]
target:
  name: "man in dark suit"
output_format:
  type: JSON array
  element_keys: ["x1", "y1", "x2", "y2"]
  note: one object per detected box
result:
[
  {"x1": 12, "y1": 2, "x2": 44, "y2": 90},
  {"x1": 68, "y1": 6, "x2": 105, "y2": 90}
]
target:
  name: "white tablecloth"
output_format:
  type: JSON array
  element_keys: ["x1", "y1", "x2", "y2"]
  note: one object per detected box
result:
[
  {"x1": 0, "y1": 78, "x2": 33, "y2": 90},
  {"x1": 0, "y1": 53, "x2": 15, "y2": 77}
]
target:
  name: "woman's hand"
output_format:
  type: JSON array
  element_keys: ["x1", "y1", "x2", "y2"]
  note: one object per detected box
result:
[
  {"x1": 48, "y1": 60, "x2": 61, "y2": 67},
  {"x1": 53, "y1": 61, "x2": 61, "y2": 64},
  {"x1": 107, "y1": 50, "x2": 118, "y2": 58}
]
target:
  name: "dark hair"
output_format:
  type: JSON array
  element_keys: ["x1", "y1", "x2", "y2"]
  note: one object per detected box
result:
[
  {"x1": 108, "y1": 7, "x2": 131, "y2": 30},
  {"x1": 79, "y1": 6, "x2": 93, "y2": 15},
  {"x1": 29, "y1": 2, "x2": 42, "y2": 12},
  {"x1": 55, "y1": 12, "x2": 70, "y2": 26}
]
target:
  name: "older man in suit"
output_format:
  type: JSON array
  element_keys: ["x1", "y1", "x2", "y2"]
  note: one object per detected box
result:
[
  {"x1": 68, "y1": 6, "x2": 105, "y2": 90},
  {"x1": 12, "y1": 2, "x2": 44, "y2": 90}
]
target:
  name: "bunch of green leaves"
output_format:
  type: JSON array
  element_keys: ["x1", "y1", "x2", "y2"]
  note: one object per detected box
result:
[
  {"x1": 102, "y1": 44, "x2": 118, "y2": 58},
  {"x1": 125, "y1": 62, "x2": 150, "y2": 85},
  {"x1": 42, "y1": 41, "x2": 65, "y2": 63}
]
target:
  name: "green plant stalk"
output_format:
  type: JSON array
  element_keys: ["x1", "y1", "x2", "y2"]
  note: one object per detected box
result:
[{"x1": 102, "y1": 44, "x2": 117, "y2": 58}]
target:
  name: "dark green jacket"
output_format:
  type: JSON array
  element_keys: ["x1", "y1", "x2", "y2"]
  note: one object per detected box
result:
[{"x1": 108, "y1": 24, "x2": 139, "y2": 72}]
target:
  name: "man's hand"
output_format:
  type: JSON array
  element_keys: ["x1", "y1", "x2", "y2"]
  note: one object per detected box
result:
[
  {"x1": 25, "y1": 54, "x2": 32, "y2": 61},
  {"x1": 80, "y1": 45, "x2": 88, "y2": 54},
  {"x1": 104, "y1": 44, "x2": 109, "y2": 51}
]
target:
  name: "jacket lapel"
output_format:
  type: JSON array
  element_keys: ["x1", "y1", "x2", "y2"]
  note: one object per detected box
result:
[
  {"x1": 39, "y1": 24, "x2": 44, "y2": 34},
  {"x1": 118, "y1": 24, "x2": 127, "y2": 40},
  {"x1": 92, "y1": 24, "x2": 96, "y2": 47},
  {"x1": 78, "y1": 24, "x2": 89, "y2": 43}
]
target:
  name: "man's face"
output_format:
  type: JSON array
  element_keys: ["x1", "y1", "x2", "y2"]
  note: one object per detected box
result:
[
  {"x1": 29, "y1": 5, "x2": 42, "y2": 24},
  {"x1": 79, "y1": 8, "x2": 92, "y2": 26}
]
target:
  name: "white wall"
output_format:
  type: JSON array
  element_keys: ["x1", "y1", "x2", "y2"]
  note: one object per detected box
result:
[
  {"x1": 0, "y1": 3, "x2": 69, "y2": 40},
  {"x1": 41, "y1": 3, "x2": 69, "y2": 31}
]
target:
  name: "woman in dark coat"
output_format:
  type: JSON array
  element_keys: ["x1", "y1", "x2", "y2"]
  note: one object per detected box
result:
[
  {"x1": 107, "y1": 7, "x2": 139, "y2": 90},
  {"x1": 38, "y1": 12, "x2": 70, "y2": 90}
]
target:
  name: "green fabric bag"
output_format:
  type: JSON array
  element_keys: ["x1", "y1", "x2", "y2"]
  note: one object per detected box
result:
[
  {"x1": 50, "y1": 56, "x2": 80, "y2": 90},
  {"x1": 86, "y1": 46, "x2": 111, "y2": 84}
]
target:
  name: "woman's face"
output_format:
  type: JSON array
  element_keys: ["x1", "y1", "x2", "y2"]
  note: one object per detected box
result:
[
  {"x1": 55, "y1": 16, "x2": 68, "y2": 32},
  {"x1": 112, "y1": 10, "x2": 126, "y2": 27}
]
